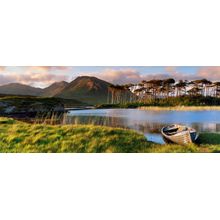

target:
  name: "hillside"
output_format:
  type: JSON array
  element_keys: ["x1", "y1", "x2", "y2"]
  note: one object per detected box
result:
[
  {"x1": 56, "y1": 76, "x2": 112, "y2": 104},
  {"x1": 0, "y1": 76, "x2": 132, "y2": 105},
  {"x1": 0, "y1": 83, "x2": 43, "y2": 96},
  {"x1": 0, "y1": 95, "x2": 86, "y2": 117},
  {"x1": 42, "y1": 81, "x2": 69, "y2": 97}
]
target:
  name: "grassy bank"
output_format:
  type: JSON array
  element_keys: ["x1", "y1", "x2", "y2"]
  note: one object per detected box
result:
[
  {"x1": 0, "y1": 117, "x2": 219, "y2": 153},
  {"x1": 0, "y1": 117, "x2": 152, "y2": 153},
  {"x1": 97, "y1": 96, "x2": 220, "y2": 109},
  {"x1": 0, "y1": 95, "x2": 87, "y2": 110},
  {"x1": 138, "y1": 106, "x2": 220, "y2": 111}
]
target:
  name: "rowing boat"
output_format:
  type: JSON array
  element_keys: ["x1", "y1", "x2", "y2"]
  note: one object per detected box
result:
[{"x1": 161, "y1": 124, "x2": 198, "y2": 145}]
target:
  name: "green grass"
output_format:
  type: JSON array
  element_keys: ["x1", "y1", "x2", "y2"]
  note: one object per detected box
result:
[
  {"x1": 97, "y1": 96, "x2": 220, "y2": 109},
  {"x1": 0, "y1": 95, "x2": 87, "y2": 109},
  {"x1": 0, "y1": 117, "x2": 154, "y2": 153},
  {"x1": 0, "y1": 117, "x2": 219, "y2": 153},
  {"x1": 196, "y1": 133, "x2": 220, "y2": 153}
]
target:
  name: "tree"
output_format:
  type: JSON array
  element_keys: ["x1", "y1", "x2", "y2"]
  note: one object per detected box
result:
[
  {"x1": 193, "y1": 79, "x2": 212, "y2": 96},
  {"x1": 188, "y1": 87, "x2": 202, "y2": 96},
  {"x1": 175, "y1": 80, "x2": 187, "y2": 96},
  {"x1": 146, "y1": 79, "x2": 163, "y2": 99},
  {"x1": 214, "y1": 82, "x2": 220, "y2": 97},
  {"x1": 162, "y1": 78, "x2": 175, "y2": 97}
]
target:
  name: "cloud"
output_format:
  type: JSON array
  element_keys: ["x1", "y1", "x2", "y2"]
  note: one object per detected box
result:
[
  {"x1": 0, "y1": 66, "x2": 69, "y2": 87},
  {"x1": 1, "y1": 66, "x2": 220, "y2": 88},
  {"x1": 0, "y1": 72, "x2": 68, "y2": 87},
  {"x1": 81, "y1": 68, "x2": 188, "y2": 84},
  {"x1": 0, "y1": 66, "x2": 6, "y2": 72},
  {"x1": 29, "y1": 66, "x2": 71, "y2": 71},
  {"x1": 83, "y1": 69, "x2": 143, "y2": 84},
  {"x1": 197, "y1": 67, "x2": 220, "y2": 81},
  {"x1": 164, "y1": 66, "x2": 177, "y2": 73},
  {"x1": 0, "y1": 74, "x2": 15, "y2": 85},
  {"x1": 80, "y1": 67, "x2": 220, "y2": 84},
  {"x1": 164, "y1": 67, "x2": 220, "y2": 81}
]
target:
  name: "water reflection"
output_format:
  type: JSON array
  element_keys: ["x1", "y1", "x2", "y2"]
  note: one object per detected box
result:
[{"x1": 66, "y1": 109, "x2": 220, "y2": 144}]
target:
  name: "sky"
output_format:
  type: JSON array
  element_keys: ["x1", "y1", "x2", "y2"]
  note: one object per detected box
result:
[{"x1": 0, "y1": 66, "x2": 220, "y2": 88}]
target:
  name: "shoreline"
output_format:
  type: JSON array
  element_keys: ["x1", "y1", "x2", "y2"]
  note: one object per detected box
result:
[
  {"x1": 138, "y1": 106, "x2": 220, "y2": 111},
  {"x1": 0, "y1": 116, "x2": 220, "y2": 152}
]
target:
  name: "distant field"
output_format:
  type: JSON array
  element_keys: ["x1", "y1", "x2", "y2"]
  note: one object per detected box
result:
[{"x1": 0, "y1": 117, "x2": 220, "y2": 153}]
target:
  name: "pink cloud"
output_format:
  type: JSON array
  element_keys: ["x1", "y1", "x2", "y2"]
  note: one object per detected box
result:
[
  {"x1": 0, "y1": 67, "x2": 69, "y2": 87},
  {"x1": 0, "y1": 66, "x2": 6, "y2": 72},
  {"x1": 197, "y1": 67, "x2": 220, "y2": 81},
  {"x1": 1, "y1": 66, "x2": 220, "y2": 88},
  {"x1": 86, "y1": 69, "x2": 143, "y2": 84},
  {"x1": 13, "y1": 72, "x2": 67, "y2": 86},
  {"x1": 79, "y1": 67, "x2": 220, "y2": 84},
  {"x1": 0, "y1": 74, "x2": 15, "y2": 85},
  {"x1": 29, "y1": 66, "x2": 70, "y2": 71},
  {"x1": 81, "y1": 68, "x2": 184, "y2": 84}
]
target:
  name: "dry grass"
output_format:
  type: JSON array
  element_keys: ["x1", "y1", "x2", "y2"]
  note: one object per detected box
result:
[{"x1": 139, "y1": 106, "x2": 220, "y2": 111}]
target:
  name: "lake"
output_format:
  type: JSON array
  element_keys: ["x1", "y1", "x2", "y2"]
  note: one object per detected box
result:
[{"x1": 67, "y1": 109, "x2": 220, "y2": 144}]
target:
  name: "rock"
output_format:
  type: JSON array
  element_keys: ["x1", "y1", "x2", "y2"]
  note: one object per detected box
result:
[
  {"x1": 0, "y1": 97, "x2": 65, "y2": 117},
  {"x1": 4, "y1": 106, "x2": 16, "y2": 114},
  {"x1": 0, "y1": 102, "x2": 7, "y2": 107}
]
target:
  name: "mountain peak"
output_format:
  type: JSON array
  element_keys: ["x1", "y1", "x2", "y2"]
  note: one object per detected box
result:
[
  {"x1": 75, "y1": 75, "x2": 104, "y2": 81},
  {"x1": 42, "y1": 81, "x2": 69, "y2": 97},
  {"x1": 0, "y1": 83, "x2": 43, "y2": 96},
  {"x1": 56, "y1": 76, "x2": 112, "y2": 104}
]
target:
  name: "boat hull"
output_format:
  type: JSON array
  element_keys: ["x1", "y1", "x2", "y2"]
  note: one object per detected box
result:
[{"x1": 161, "y1": 125, "x2": 198, "y2": 145}]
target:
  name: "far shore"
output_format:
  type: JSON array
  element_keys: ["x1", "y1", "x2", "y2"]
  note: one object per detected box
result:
[{"x1": 138, "y1": 106, "x2": 220, "y2": 111}]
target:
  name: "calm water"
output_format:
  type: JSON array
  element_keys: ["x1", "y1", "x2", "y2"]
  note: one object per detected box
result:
[{"x1": 67, "y1": 109, "x2": 220, "y2": 144}]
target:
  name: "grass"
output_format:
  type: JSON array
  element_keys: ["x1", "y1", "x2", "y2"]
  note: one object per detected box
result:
[
  {"x1": 0, "y1": 94, "x2": 87, "y2": 110},
  {"x1": 138, "y1": 106, "x2": 220, "y2": 111},
  {"x1": 0, "y1": 117, "x2": 153, "y2": 153},
  {"x1": 96, "y1": 96, "x2": 220, "y2": 109},
  {"x1": 0, "y1": 117, "x2": 219, "y2": 153},
  {"x1": 195, "y1": 133, "x2": 220, "y2": 153}
]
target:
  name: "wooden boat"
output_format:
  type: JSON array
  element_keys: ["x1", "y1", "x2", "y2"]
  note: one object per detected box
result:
[{"x1": 161, "y1": 124, "x2": 198, "y2": 145}]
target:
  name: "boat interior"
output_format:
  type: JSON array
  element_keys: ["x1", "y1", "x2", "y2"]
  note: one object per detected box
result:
[{"x1": 164, "y1": 125, "x2": 188, "y2": 136}]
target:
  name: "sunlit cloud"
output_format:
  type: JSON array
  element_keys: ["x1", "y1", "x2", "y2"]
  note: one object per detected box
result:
[
  {"x1": 0, "y1": 66, "x2": 6, "y2": 72},
  {"x1": 197, "y1": 67, "x2": 220, "y2": 81},
  {"x1": 80, "y1": 67, "x2": 220, "y2": 84},
  {"x1": 0, "y1": 66, "x2": 70, "y2": 87},
  {"x1": 0, "y1": 66, "x2": 220, "y2": 87},
  {"x1": 82, "y1": 68, "x2": 143, "y2": 84}
]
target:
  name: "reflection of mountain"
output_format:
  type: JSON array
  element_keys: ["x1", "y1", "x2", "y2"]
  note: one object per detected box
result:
[
  {"x1": 65, "y1": 109, "x2": 220, "y2": 145},
  {"x1": 191, "y1": 123, "x2": 220, "y2": 132},
  {"x1": 65, "y1": 115, "x2": 167, "y2": 133},
  {"x1": 65, "y1": 115, "x2": 220, "y2": 133}
]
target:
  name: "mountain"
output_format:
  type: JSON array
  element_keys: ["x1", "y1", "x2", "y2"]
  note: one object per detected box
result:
[
  {"x1": 42, "y1": 81, "x2": 69, "y2": 97},
  {"x1": 56, "y1": 76, "x2": 112, "y2": 104},
  {"x1": 0, "y1": 83, "x2": 43, "y2": 96}
]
